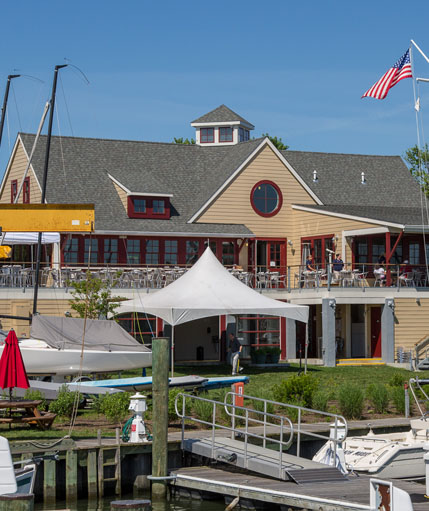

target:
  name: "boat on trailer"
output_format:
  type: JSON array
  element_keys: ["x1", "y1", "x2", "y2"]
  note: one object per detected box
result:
[
  {"x1": 313, "y1": 378, "x2": 429, "y2": 479},
  {"x1": 0, "y1": 315, "x2": 152, "y2": 376}
]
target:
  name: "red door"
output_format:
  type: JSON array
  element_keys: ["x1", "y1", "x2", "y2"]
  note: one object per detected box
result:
[{"x1": 370, "y1": 307, "x2": 382, "y2": 357}]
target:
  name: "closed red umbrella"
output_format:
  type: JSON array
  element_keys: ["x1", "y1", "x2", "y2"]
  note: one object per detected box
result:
[{"x1": 0, "y1": 329, "x2": 29, "y2": 398}]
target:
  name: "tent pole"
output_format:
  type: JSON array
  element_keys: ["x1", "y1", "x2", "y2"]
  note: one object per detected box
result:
[
  {"x1": 171, "y1": 326, "x2": 175, "y2": 378},
  {"x1": 304, "y1": 323, "x2": 308, "y2": 375}
]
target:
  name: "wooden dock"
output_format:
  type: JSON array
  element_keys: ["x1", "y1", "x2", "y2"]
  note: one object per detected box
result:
[{"x1": 171, "y1": 466, "x2": 429, "y2": 511}]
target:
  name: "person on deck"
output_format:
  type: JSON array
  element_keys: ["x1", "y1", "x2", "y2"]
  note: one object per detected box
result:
[
  {"x1": 229, "y1": 333, "x2": 243, "y2": 375},
  {"x1": 332, "y1": 254, "x2": 344, "y2": 283},
  {"x1": 305, "y1": 254, "x2": 317, "y2": 272},
  {"x1": 378, "y1": 252, "x2": 386, "y2": 265}
]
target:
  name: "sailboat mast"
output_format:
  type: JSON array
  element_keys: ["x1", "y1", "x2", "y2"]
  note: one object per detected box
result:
[
  {"x1": 0, "y1": 74, "x2": 20, "y2": 148},
  {"x1": 33, "y1": 64, "x2": 67, "y2": 316}
]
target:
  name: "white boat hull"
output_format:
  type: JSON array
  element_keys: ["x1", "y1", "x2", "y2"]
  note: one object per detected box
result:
[{"x1": 0, "y1": 343, "x2": 152, "y2": 375}]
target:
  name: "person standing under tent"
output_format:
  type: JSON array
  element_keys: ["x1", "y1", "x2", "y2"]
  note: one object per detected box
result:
[{"x1": 229, "y1": 333, "x2": 243, "y2": 375}]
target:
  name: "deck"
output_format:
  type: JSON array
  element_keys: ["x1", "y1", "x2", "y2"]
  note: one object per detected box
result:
[{"x1": 171, "y1": 465, "x2": 429, "y2": 511}]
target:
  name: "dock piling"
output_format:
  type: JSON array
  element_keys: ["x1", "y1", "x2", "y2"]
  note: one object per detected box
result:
[
  {"x1": 87, "y1": 449, "x2": 98, "y2": 499},
  {"x1": 151, "y1": 336, "x2": 169, "y2": 498},
  {"x1": 66, "y1": 449, "x2": 78, "y2": 501},
  {"x1": 43, "y1": 453, "x2": 56, "y2": 504}
]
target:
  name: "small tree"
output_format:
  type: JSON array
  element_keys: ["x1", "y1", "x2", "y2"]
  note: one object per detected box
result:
[
  {"x1": 403, "y1": 144, "x2": 429, "y2": 197},
  {"x1": 262, "y1": 133, "x2": 289, "y2": 151},
  {"x1": 173, "y1": 137, "x2": 195, "y2": 145},
  {"x1": 68, "y1": 271, "x2": 125, "y2": 319}
]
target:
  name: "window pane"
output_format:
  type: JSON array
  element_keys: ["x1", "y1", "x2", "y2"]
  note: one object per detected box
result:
[
  {"x1": 104, "y1": 238, "x2": 118, "y2": 264},
  {"x1": 222, "y1": 241, "x2": 235, "y2": 266},
  {"x1": 134, "y1": 199, "x2": 146, "y2": 213},
  {"x1": 186, "y1": 240, "x2": 199, "y2": 264},
  {"x1": 372, "y1": 238, "x2": 385, "y2": 263},
  {"x1": 84, "y1": 238, "x2": 98, "y2": 264},
  {"x1": 146, "y1": 239, "x2": 159, "y2": 265},
  {"x1": 201, "y1": 128, "x2": 214, "y2": 143},
  {"x1": 219, "y1": 127, "x2": 232, "y2": 142},
  {"x1": 410, "y1": 242, "x2": 420, "y2": 265},
  {"x1": 252, "y1": 183, "x2": 279, "y2": 214},
  {"x1": 165, "y1": 239, "x2": 178, "y2": 265},
  {"x1": 127, "y1": 239, "x2": 140, "y2": 265},
  {"x1": 153, "y1": 200, "x2": 165, "y2": 214},
  {"x1": 64, "y1": 238, "x2": 79, "y2": 264}
]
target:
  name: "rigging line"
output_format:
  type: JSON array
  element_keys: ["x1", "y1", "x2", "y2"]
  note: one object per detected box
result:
[
  {"x1": 63, "y1": 60, "x2": 90, "y2": 85},
  {"x1": 5, "y1": 107, "x2": 10, "y2": 153},
  {"x1": 10, "y1": 81, "x2": 22, "y2": 132},
  {"x1": 59, "y1": 73, "x2": 74, "y2": 137}
]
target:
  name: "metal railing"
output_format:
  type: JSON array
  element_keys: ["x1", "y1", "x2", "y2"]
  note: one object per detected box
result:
[
  {"x1": 224, "y1": 392, "x2": 347, "y2": 459},
  {"x1": 174, "y1": 391, "x2": 347, "y2": 479}
]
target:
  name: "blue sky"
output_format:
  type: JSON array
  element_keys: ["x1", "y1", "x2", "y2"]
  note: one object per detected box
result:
[{"x1": 2, "y1": 1, "x2": 429, "y2": 175}]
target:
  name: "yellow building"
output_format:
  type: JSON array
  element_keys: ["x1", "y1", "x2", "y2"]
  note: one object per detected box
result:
[{"x1": 0, "y1": 104, "x2": 427, "y2": 367}]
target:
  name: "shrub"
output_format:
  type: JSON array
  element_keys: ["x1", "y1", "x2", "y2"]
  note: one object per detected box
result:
[
  {"x1": 389, "y1": 372, "x2": 406, "y2": 388},
  {"x1": 168, "y1": 388, "x2": 190, "y2": 421},
  {"x1": 273, "y1": 374, "x2": 318, "y2": 408},
  {"x1": 49, "y1": 385, "x2": 79, "y2": 418},
  {"x1": 283, "y1": 400, "x2": 304, "y2": 423},
  {"x1": 338, "y1": 383, "x2": 364, "y2": 419},
  {"x1": 100, "y1": 392, "x2": 131, "y2": 424},
  {"x1": 391, "y1": 386, "x2": 406, "y2": 415},
  {"x1": 366, "y1": 383, "x2": 389, "y2": 414},
  {"x1": 24, "y1": 389, "x2": 47, "y2": 411},
  {"x1": 312, "y1": 390, "x2": 329, "y2": 412},
  {"x1": 192, "y1": 393, "x2": 216, "y2": 425}
]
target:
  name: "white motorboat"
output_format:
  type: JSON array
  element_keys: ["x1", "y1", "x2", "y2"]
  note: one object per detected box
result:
[
  {"x1": 313, "y1": 418, "x2": 429, "y2": 479},
  {"x1": 0, "y1": 315, "x2": 152, "y2": 376}
]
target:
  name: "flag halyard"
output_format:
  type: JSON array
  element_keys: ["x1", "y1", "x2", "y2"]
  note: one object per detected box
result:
[{"x1": 362, "y1": 49, "x2": 412, "y2": 100}]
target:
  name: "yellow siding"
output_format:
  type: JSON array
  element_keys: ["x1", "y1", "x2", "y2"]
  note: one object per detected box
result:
[
  {"x1": 394, "y1": 298, "x2": 429, "y2": 352},
  {"x1": 289, "y1": 209, "x2": 380, "y2": 267},
  {"x1": 0, "y1": 142, "x2": 41, "y2": 204},
  {"x1": 198, "y1": 145, "x2": 317, "y2": 237},
  {"x1": 113, "y1": 181, "x2": 127, "y2": 211},
  {"x1": 0, "y1": 299, "x2": 73, "y2": 337}
]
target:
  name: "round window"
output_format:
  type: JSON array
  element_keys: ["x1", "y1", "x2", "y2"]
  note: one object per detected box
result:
[{"x1": 250, "y1": 181, "x2": 282, "y2": 217}]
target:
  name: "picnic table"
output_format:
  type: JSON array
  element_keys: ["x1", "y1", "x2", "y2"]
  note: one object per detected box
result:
[{"x1": 0, "y1": 399, "x2": 56, "y2": 430}]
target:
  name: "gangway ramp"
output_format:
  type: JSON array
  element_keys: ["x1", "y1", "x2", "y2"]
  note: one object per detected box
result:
[
  {"x1": 183, "y1": 436, "x2": 344, "y2": 481},
  {"x1": 175, "y1": 391, "x2": 348, "y2": 482}
]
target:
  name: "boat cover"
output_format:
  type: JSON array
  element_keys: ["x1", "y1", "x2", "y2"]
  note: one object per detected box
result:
[{"x1": 30, "y1": 316, "x2": 151, "y2": 352}]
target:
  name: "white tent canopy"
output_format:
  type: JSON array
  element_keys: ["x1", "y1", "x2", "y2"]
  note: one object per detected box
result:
[
  {"x1": 116, "y1": 247, "x2": 308, "y2": 325},
  {"x1": 1, "y1": 232, "x2": 60, "y2": 245}
]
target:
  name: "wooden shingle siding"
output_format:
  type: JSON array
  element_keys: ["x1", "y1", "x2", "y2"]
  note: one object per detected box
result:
[
  {"x1": 394, "y1": 298, "x2": 429, "y2": 352},
  {"x1": 198, "y1": 146, "x2": 316, "y2": 237},
  {"x1": 112, "y1": 181, "x2": 127, "y2": 211},
  {"x1": 0, "y1": 142, "x2": 41, "y2": 204}
]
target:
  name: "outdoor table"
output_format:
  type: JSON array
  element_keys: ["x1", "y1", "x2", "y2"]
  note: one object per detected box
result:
[{"x1": 0, "y1": 399, "x2": 56, "y2": 430}]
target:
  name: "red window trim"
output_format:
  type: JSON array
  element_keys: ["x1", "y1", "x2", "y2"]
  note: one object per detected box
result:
[
  {"x1": 23, "y1": 177, "x2": 30, "y2": 203},
  {"x1": 11, "y1": 179, "x2": 17, "y2": 203},
  {"x1": 301, "y1": 234, "x2": 335, "y2": 269},
  {"x1": 200, "y1": 127, "x2": 214, "y2": 144},
  {"x1": 219, "y1": 126, "x2": 233, "y2": 143},
  {"x1": 250, "y1": 180, "x2": 283, "y2": 218},
  {"x1": 127, "y1": 196, "x2": 170, "y2": 219}
]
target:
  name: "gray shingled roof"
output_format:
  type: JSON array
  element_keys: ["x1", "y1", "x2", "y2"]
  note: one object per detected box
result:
[
  {"x1": 294, "y1": 204, "x2": 429, "y2": 227},
  {"x1": 19, "y1": 133, "x2": 260, "y2": 235},
  {"x1": 282, "y1": 150, "x2": 422, "y2": 208},
  {"x1": 191, "y1": 105, "x2": 254, "y2": 128}
]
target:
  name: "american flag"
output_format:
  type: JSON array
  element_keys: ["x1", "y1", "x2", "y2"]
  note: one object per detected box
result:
[{"x1": 362, "y1": 49, "x2": 412, "y2": 100}]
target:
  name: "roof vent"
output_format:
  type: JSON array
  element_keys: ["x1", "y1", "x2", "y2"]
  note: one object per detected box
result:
[
  {"x1": 313, "y1": 170, "x2": 318, "y2": 183},
  {"x1": 361, "y1": 172, "x2": 366, "y2": 185}
]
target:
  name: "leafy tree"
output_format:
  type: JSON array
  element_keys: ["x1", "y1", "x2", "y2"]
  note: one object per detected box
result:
[
  {"x1": 173, "y1": 137, "x2": 195, "y2": 145},
  {"x1": 403, "y1": 144, "x2": 429, "y2": 197},
  {"x1": 262, "y1": 133, "x2": 289, "y2": 151},
  {"x1": 68, "y1": 271, "x2": 125, "y2": 319}
]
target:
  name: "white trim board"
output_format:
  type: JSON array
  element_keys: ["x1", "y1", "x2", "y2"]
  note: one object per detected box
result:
[
  {"x1": 291, "y1": 205, "x2": 404, "y2": 229},
  {"x1": 95, "y1": 230, "x2": 255, "y2": 238},
  {"x1": 108, "y1": 174, "x2": 173, "y2": 197}
]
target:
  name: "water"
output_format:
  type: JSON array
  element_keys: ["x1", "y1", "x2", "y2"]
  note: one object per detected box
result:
[{"x1": 35, "y1": 493, "x2": 226, "y2": 511}]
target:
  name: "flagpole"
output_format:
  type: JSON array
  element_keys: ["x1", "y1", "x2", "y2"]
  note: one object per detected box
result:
[{"x1": 409, "y1": 41, "x2": 429, "y2": 283}]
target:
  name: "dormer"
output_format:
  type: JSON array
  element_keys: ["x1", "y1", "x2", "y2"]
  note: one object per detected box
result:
[{"x1": 191, "y1": 105, "x2": 254, "y2": 146}]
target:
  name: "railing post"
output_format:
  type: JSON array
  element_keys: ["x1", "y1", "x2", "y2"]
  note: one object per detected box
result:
[
  {"x1": 287, "y1": 266, "x2": 291, "y2": 292},
  {"x1": 263, "y1": 400, "x2": 267, "y2": 449},
  {"x1": 327, "y1": 262, "x2": 331, "y2": 291},
  {"x1": 297, "y1": 407, "x2": 301, "y2": 458},
  {"x1": 181, "y1": 395, "x2": 185, "y2": 449},
  {"x1": 211, "y1": 401, "x2": 216, "y2": 460},
  {"x1": 279, "y1": 417, "x2": 284, "y2": 479},
  {"x1": 244, "y1": 408, "x2": 249, "y2": 469}
]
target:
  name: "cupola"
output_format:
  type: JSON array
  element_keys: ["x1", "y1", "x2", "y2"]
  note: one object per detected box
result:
[{"x1": 191, "y1": 105, "x2": 254, "y2": 146}]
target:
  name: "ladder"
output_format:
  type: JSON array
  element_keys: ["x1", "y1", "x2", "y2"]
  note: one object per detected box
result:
[{"x1": 97, "y1": 431, "x2": 121, "y2": 497}]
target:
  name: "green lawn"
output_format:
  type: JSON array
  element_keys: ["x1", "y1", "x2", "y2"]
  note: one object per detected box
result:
[{"x1": 1, "y1": 363, "x2": 427, "y2": 441}]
